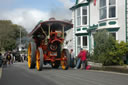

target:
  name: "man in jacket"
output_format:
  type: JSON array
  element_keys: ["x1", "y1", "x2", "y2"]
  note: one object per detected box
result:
[
  {"x1": 74, "y1": 48, "x2": 87, "y2": 69},
  {"x1": 78, "y1": 49, "x2": 87, "y2": 69}
]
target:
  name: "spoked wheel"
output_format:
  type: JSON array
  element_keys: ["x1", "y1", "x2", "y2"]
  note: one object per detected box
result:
[
  {"x1": 61, "y1": 49, "x2": 70, "y2": 70},
  {"x1": 36, "y1": 47, "x2": 43, "y2": 71},
  {"x1": 28, "y1": 42, "x2": 36, "y2": 69}
]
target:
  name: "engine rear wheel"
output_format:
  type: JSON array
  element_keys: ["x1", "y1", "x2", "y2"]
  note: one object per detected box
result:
[
  {"x1": 36, "y1": 47, "x2": 43, "y2": 71},
  {"x1": 61, "y1": 49, "x2": 70, "y2": 70},
  {"x1": 28, "y1": 42, "x2": 36, "y2": 69}
]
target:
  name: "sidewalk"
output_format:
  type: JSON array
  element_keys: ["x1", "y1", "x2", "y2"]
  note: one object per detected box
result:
[{"x1": 0, "y1": 67, "x2": 2, "y2": 79}]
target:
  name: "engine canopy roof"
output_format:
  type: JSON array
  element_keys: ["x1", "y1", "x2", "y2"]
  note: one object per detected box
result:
[{"x1": 29, "y1": 19, "x2": 73, "y2": 36}]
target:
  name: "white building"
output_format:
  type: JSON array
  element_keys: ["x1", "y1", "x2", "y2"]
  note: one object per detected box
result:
[{"x1": 70, "y1": 0, "x2": 128, "y2": 56}]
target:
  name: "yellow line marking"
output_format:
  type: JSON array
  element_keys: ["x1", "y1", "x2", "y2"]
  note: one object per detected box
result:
[{"x1": 0, "y1": 67, "x2": 2, "y2": 79}]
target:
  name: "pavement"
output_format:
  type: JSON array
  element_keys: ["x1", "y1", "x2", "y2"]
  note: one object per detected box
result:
[
  {"x1": 88, "y1": 62, "x2": 128, "y2": 73},
  {"x1": 0, "y1": 62, "x2": 128, "y2": 85}
]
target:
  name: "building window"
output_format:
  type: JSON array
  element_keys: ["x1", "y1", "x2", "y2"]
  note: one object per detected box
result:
[
  {"x1": 77, "y1": 36, "x2": 81, "y2": 54},
  {"x1": 83, "y1": 36, "x2": 87, "y2": 46},
  {"x1": 99, "y1": 0, "x2": 116, "y2": 20},
  {"x1": 109, "y1": 0, "x2": 116, "y2": 18},
  {"x1": 77, "y1": 8, "x2": 81, "y2": 26},
  {"x1": 109, "y1": 32, "x2": 116, "y2": 40},
  {"x1": 77, "y1": 36, "x2": 81, "y2": 45},
  {"x1": 76, "y1": 6, "x2": 87, "y2": 26},
  {"x1": 82, "y1": 6, "x2": 87, "y2": 25},
  {"x1": 100, "y1": 0, "x2": 107, "y2": 20}
]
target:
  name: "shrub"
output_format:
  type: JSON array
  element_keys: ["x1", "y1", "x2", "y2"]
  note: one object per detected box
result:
[{"x1": 91, "y1": 30, "x2": 128, "y2": 66}]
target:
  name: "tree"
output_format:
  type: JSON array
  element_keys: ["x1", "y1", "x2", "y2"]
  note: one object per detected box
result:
[{"x1": 0, "y1": 20, "x2": 28, "y2": 51}]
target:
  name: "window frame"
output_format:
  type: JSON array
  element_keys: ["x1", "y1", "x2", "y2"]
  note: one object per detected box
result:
[
  {"x1": 109, "y1": 0, "x2": 116, "y2": 18},
  {"x1": 99, "y1": 0, "x2": 117, "y2": 20},
  {"x1": 76, "y1": 6, "x2": 88, "y2": 26},
  {"x1": 82, "y1": 6, "x2": 88, "y2": 25},
  {"x1": 77, "y1": 7, "x2": 81, "y2": 26},
  {"x1": 82, "y1": 36, "x2": 88, "y2": 47},
  {"x1": 99, "y1": 0, "x2": 107, "y2": 20},
  {"x1": 77, "y1": 36, "x2": 81, "y2": 46}
]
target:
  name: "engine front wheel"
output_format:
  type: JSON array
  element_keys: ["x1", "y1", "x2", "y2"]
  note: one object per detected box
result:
[
  {"x1": 36, "y1": 47, "x2": 43, "y2": 71},
  {"x1": 61, "y1": 49, "x2": 70, "y2": 70},
  {"x1": 28, "y1": 42, "x2": 36, "y2": 69}
]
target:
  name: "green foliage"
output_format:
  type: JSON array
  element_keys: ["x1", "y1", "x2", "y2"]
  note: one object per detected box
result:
[
  {"x1": 0, "y1": 20, "x2": 28, "y2": 51},
  {"x1": 91, "y1": 30, "x2": 128, "y2": 66},
  {"x1": 107, "y1": 41, "x2": 128, "y2": 65}
]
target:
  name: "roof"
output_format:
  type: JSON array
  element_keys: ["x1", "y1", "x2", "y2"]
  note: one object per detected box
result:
[
  {"x1": 29, "y1": 19, "x2": 73, "y2": 36},
  {"x1": 70, "y1": 0, "x2": 90, "y2": 10}
]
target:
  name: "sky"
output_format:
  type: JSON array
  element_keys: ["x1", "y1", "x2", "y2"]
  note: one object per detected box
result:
[{"x1": 0, "y1": 0, "x2": 75, "y2": 32}]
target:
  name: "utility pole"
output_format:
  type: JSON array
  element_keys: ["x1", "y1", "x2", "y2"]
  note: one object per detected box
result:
[
  {"x1": 19, "y1": 27, "x2": 21, "y2": 52},
  {"x1": 20, "y1": 27, "x2": 21, "y2": 47}
]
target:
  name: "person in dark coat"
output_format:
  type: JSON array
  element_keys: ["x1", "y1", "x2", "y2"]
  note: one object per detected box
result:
[
  {"x1": 0, "y1": 53, "x2": 3, "y2": 67},
  {"x1": 6, "y1": 52, "x2": 11, "y2": 65},
  {"x1": 70, "y1": 49, "x2": 75, "y2": 68}
]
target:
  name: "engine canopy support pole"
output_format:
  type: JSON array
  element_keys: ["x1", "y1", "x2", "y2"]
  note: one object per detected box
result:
[
  {"x1": 48, "y1": 24, "x2": 51, "y2": 39},
  {"x1": 62, "y1": 25, "x2": 65, "y2": 39}
]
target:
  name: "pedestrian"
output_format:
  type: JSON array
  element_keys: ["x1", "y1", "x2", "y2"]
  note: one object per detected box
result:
[
  {"x1": 79, "y1": 49, "x2": 87, "y2": 69},
  {"x1": 20, "y1": 53, "x2": 24, "y2": 62},
  {"x1": 10, "y1": 52, "x2": 14, "y2": 64},
  {"x1": 74, "y1": 48, "x2": 87, "y2": 69},
  {"x1": 6, "y1": 52, "x2": 11, "y2": 65},
  {"x1": 74, "y1": 48, "x2": 83, "y2": 69},
  {"x1": 70, "y1": 49, "x2": 75, "y2": 68},
  {"x1": 0, "y1": 53, "x2": 3, "y2": 67}
]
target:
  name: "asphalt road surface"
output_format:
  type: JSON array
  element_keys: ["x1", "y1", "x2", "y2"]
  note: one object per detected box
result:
[{"x1": 0, "y1": 62, "x2": 128, "y2": 85}]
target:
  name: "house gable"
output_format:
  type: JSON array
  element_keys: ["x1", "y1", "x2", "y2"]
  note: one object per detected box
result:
[{"x1": 76, "y1": 0, "x2": 89, "y2": 5}]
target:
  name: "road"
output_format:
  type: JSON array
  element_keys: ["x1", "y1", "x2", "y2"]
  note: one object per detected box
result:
[{"x1": 0, "y1": 62, "x2": 128, "y2": 85}]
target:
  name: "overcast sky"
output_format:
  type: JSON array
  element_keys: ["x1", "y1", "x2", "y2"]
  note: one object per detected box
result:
[{"x1": 0, "y1": 0, "x2": 75, "y2": 32}]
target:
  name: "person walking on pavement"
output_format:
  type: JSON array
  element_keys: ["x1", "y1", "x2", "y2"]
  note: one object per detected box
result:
[
  {"x1": 74, "y1": 48, "x2": 87, "y2": 69},
  {"x1": 74, "y1": 48, "x2": 83, "y2": 69},
  {"x1": 70, "y1": 49, "x2": 75, "y2": 68},
  {"x1": 80, "y1": 49, "x2": 87, "y2": 69},
  {"x1": 6, "y1": 52, "x2": 11, "y2": 65},
  {"x1": 0, "y1": 53, "x2": 3, "y2": 67}
]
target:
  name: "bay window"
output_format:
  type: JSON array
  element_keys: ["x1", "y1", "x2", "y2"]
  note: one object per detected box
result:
[
  {"x1": 77, "y1": 8, "x2": 81, "y2": 26},
  {"x1": 82, "y1": 6, "x2": 87, "y2": 25},
  {"x1": 109, "y1": 0, "x2": 116, "y2": 18},
  {"x1": 100, "y1": 0, "x2": 116, "y2": 20},
  {"x1": 100, "y1": 0, "x2": 107, "y2": 20},
  {"x1": 76, "y1": 6, "x2": 88, "y2": 26}
]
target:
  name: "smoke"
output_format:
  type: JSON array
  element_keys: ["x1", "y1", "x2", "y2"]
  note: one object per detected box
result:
[
  {"x1": 0, "y1": 0, "x2": 75, "y2": 32},
  {"x1": 58, "y1": 0, "x2": 74, "y2": 8},
  {"x1": 49, "y1": 0, "x2": 75, "y2": 20},
  {"x1": 0, "y1": 8, "x2": 50, "y2": 32}
]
